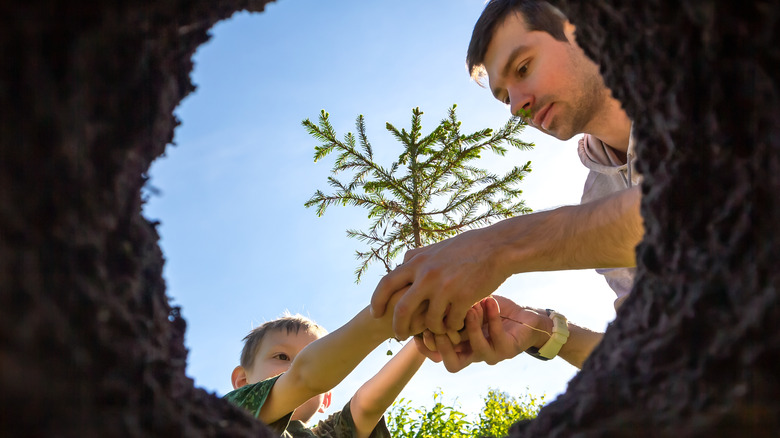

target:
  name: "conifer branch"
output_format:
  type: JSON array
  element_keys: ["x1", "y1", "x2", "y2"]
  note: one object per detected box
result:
[{"x1": 304, "y1": 105, "x2": 534, "y2": 282}]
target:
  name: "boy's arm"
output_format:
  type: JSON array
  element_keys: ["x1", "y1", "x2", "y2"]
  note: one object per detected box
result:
[
  {"x1": 349, "y1": 341, "x2": 426, "y2": 438},
  {"x1": 258, "y1": 303, "x2": 398, "y2": 425}
]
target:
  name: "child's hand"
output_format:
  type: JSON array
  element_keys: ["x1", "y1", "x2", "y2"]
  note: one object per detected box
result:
[
  {"x1": 417, "y1": 299, "x2": 484, "y2": 352},
  {"x1": 412, "y1": 298, "x2": 485, "y2": 364},
  {"x1": 414, "y1": 295, "x2": 546, "y2": 372}
]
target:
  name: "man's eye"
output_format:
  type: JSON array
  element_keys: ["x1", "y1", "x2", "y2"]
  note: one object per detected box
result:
[{"x1": 517, "y1": 63, "x2": 529, "y2": 77}]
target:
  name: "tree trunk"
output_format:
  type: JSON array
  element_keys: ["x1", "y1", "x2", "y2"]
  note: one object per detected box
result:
[
  {"x1": 0, "y1": 1, "x2": 278, "y2": 436},
  {"x1": 1, "y1": 0, "x2": 777, "y2": 436},
  {"x1": 507, "y1": 1, "x2": 780, "y2": 436}
]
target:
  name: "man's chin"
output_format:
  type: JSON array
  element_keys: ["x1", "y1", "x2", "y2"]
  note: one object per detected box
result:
[
  {"x1": 533, "y1": 125, "x2": 562, "y2": 140},
  {"x1": 542, "y1": 125, "x2": 578, "y2": 142}
]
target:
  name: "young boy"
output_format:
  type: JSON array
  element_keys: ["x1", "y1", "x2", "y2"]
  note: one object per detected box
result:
[{"x1": 224, "y1": 298, "x2": 427, "y2": 438}]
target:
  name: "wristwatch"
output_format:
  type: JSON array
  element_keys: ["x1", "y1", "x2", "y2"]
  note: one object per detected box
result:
[{"x1": 525, "y1": 309, "x2": 569, "y2": 361}]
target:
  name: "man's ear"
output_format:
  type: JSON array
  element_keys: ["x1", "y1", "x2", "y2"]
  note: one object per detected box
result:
[
  {"x1": 563, "y1": 20, "x2": 577, "y2": 43},
  {"x1": 318, "y1": 391, "x2": 332, "y2": 413},
  {"x1": 231, "y1": 366, "x2": 249, "y2": 390}
]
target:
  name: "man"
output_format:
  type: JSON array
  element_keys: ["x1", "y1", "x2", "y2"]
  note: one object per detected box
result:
[{"x1": 370, "y1": 0, "x2": 643, "y2": 369}]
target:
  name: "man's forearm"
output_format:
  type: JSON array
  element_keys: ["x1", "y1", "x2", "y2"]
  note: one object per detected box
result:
[
  {"x1": 556, "y1": 322, "x2": 604, "y2": 369},
  {"x1": 499, "y1": 186, "x2": 643, "y2": 274}
]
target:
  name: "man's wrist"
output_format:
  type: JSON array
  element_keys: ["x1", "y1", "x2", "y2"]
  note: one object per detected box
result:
[
  {"x1": 525, "y1": 309, "x2": 569, "y2": 361},
  {"x1": 530, "y1": 308, "x2": 554, "y2": 349}
]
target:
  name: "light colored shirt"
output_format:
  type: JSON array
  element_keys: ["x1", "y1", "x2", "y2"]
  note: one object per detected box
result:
[{"x1": 577, "y1": 130, "x2": 641, "y2": 310}]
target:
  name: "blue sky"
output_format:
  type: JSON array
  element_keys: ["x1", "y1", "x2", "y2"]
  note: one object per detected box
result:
[{"x1": 143, "y1": 0, "x2": 617, "y2": 422}]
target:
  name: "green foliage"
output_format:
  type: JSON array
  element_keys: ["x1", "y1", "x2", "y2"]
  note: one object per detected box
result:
[
  {"x1": 472, "y1": 389, "x2": 544, "y2": 438},
  {"x1": 303, "y1": 105, "x2": 534, "y2": 282},
  {"x1": 386, "y1": 388, "x2": 545, "y2": 438},
  {"x1": 388, "y1": 391, "x2": 470, "y2": 438}
]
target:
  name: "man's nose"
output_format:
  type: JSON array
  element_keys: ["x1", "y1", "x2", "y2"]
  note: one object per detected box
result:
[{"x1": 509, "y1": 89, "x2": 533, "y2": 119}]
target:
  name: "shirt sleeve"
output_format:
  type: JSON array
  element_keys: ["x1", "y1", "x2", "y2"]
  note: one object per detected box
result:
[
  {"x1": 223, "y1": 374, "x2": 293, "y2": 435},
  {"x1": 310, "y1": 400, "x2": 391, "y2": 438}
]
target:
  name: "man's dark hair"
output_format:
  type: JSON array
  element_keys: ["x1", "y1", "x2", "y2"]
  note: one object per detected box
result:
[{"x1": 467, "y1": 0, "x2": 567, "y2": 83}]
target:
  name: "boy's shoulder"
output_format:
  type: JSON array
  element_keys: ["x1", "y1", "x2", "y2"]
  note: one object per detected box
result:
[
  {"x1": 224, "y1": 375, "x2": 297, "y2": 435},
  {"x1": 225, "y1": 380, "x2": 390, "y2": 438},
  {"x1": 223, "y1": 374, "x2": 281, "y2": 419}
]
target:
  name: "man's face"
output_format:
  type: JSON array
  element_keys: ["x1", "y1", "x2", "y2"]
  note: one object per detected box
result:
[
  {"x1": 482, "y1": 12, "x2": 606, "y2": 141},
  {"x1": 246, "y1": 328, "x2": 327, "y2": 422}
]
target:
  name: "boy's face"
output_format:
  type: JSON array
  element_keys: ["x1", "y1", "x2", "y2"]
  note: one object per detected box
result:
[
  {"x1": 482, "y1": 12, "x2": 607, "y2": 141},
  {"x1": 244, "y1": 328, "x2": 329, "y2": 422}
]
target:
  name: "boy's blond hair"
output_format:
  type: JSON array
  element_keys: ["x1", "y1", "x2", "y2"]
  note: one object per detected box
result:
[{"x1": 240, "y1": 313, "x2": 328, "y2": 369}]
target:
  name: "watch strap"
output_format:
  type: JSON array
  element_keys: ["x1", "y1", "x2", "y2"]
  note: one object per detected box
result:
[{"x1": 525, "y1": 309, "x2": 569, "y2": 361}]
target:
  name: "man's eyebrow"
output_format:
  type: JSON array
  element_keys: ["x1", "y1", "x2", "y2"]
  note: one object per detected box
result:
[{"x1": 490, "y1": 45, "x2": 532, "y2": 99}]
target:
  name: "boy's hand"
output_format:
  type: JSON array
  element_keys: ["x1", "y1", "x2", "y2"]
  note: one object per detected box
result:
[
  {"x1": 415, "y1": 299, "x2": 483, "y2": 353},
  {"x1": 413, "y1": 295, "x2": 548, "y2": 373},
  {"x1": 412, "y1": 298, "x2": 484, "y2": 369}
]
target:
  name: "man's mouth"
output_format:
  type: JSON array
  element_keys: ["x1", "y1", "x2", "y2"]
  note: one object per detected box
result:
[{"x1": 532, "y1": 103, "x2": 553, "y2": 130}]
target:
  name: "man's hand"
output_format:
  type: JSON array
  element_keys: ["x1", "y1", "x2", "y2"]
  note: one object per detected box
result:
[
  {"x1": 374, "y1": 286, "x2": 413, "y2": 339},
  {"x1": 413, "y1": 295, "x2": 550, "y2": 373},
  {"x1": 376, "y1": 286, "x2": 463, "y2": 343},
  {"x1": 370, "y1": 226, "x2": 512, "y2": 339}
]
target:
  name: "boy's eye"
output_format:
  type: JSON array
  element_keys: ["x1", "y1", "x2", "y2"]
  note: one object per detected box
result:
[{"x1": 274, "y1": 353, "x2": 291, "y2": 361}]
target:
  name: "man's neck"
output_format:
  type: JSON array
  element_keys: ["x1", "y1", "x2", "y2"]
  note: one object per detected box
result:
[{"x1": 586, "y1": 95, "x2": 632, "y2": 153}]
